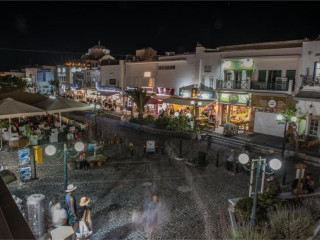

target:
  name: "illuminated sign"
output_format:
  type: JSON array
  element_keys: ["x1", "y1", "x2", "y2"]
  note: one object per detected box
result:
[
  {"x1": 223, "y1": 59, "x2": 254, "y2": 70},
  {"x1": 220, "y1": 93, "x2": 250, "y2": 105},
  {"x1": 156, "y1": 87, "x2": 174, "y2": 95},
  {"x1": 141, "y1": 86, "x2": 154, "y2": 93}
]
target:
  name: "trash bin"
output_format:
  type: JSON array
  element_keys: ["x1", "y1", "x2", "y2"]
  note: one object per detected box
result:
[
  {"x1": 198, "y1": 151, "x2": 206, "y2": 167},
  {"x1": 27, "y1": 194, "x2": 45, "y2": 239},
  {"x1": 34, "y1": 146, "x2": 43, "y2": 164}
]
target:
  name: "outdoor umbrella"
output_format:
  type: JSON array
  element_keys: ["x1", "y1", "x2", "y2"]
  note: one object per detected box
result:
[
  {"x1": 0, "y1": 98, "x2": 47, "y2": 149},
  {"x1": 33, "y1": 97, "x2": 92, "y2": 124}
]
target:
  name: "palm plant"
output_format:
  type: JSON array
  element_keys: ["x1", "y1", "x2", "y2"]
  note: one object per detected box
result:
[
  {"x1": 0, "y1": 75, "x2": 28, "y2": 92},
  {"x1": 125, "y1": 88, "x2": 153, "y2": 121}
]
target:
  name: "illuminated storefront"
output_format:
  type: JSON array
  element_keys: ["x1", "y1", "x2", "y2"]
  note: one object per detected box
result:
[{"x1": 217, "y1": 93, "x2": 251, "y2": 130}]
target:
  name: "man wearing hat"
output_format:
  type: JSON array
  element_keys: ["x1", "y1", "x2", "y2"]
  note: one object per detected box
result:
[{"x1": 65, "y1": 184, "x2": 79, "y2": 240}]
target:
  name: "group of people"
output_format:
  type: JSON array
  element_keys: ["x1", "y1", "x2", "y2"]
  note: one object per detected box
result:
[{"x1": 49, "y1": 184, "x2": 92, "y2": 240}]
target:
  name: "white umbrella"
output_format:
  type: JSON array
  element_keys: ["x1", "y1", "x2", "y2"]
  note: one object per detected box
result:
[
  {"x1": 0, "y1": 98, "x2": 46, "y2": 149},
  {"x1": 34, "y1": 97, "x2": 92, "y2": 125}
]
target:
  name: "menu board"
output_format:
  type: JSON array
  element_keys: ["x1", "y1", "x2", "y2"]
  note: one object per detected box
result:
[{"x1": 18, "y1": 148, "x2": 32, "y2": 181}]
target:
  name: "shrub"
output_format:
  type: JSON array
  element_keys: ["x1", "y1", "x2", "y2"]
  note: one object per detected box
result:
[
  {"x1": 224, "y1": 223, "x2": 270, "y2": 240},
  {"x1": 268, "y1": 206, "x2": 315, "y2": 240},
  {"x1": 129, "y1": 117, "x2": 139, "y2": 124},
  {"x1": 235, "y1": 194, "x2": 285, "y2": 224},
  {"x1": 303, "y1": 197, "x2": 320, "y2": 221},
  {"x1": 154, "y1": 116, "x2": 170, "y2": 129},
  {"x1": 144, "y1": 115, "x2": 155, "y2": 123}
]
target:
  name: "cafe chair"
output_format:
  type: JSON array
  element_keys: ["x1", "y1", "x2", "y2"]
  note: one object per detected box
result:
[{"x1": 49, "y1": 132, "x2": 59, "y2": 143}]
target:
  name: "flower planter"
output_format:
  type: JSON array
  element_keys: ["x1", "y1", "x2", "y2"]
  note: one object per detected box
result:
[
  {"x1": 97, "y1": 161, "x2": 103, "y2": 167},
  {"x1": 89, "y1": 161, "x2": 96, "y2": 168},
  {"x1": 115, "y1": 139, "x2": 120, "y2": 144}
]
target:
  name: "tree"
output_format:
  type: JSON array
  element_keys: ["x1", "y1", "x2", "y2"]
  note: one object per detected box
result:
[
  {"x1": 167, "y1": 114, "x2": 192, "y2": 159},
  {"x1": 49, "y1": 79, "x2": 60, "y2": 96},
  {"x1": 125, "y1": 88, "x2": 153, "y2": 121},
  {"x1": 0, "y1": 75, "x2": 28, "y2": 92}
]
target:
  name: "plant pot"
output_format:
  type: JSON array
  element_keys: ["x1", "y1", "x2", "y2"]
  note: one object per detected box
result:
[
  {"x1": 110, "y1": 141, "x2": 114, "y2": 145},
  {"x1": 97, "y1": 161, "x2": 103, "y2": 167},
  {"x1": 89, "y1": 161, "x2": 96, "y2": 168},
  {"x1": 68, "y1": 162, "x2": 76, "y2": 170},
  {"x1": 116, "y1": 139, "x2": 120, "y2": 144}
]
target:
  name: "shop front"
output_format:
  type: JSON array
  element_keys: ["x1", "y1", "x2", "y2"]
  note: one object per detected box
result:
[
  {"x1": 250, "y1": 94, "x2": 295, "y2": 137},
  {"x1": 217, "y1": 92, "x2": 251, "y2": 131}
]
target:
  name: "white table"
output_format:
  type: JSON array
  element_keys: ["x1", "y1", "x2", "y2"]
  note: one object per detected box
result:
[{"x1": 51, "y1": 226, "x2": 74, "y2": 240}]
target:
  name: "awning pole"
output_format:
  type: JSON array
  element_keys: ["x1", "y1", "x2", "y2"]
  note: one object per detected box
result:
[{"x1": 59, "y1": 112, "x2": 62, "y2": 126}]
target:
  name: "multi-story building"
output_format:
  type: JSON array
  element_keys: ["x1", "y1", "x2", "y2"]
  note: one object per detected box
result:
[
  {"x1": 295, "y1": 37, "x2": 320, "y2": 138},
  {"x1": 25, "y1": 65, "x2": 56, "y2": 94},
  {"x1": 57, "y1": 63, "x2": 86, "y2": 93}
]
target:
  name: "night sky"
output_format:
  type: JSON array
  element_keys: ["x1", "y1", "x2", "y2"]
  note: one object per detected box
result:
[{"x1": 0, "y1": 1, "x2": 319, "y2": 71}]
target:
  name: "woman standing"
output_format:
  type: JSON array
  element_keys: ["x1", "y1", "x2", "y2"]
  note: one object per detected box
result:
[
  {"x1": 77, "y1": 197, "x2": 92, "y2": 239},
  {"x1": 79, "y1": 152, "x2": 88, "y2": 170},
  {"x1": 65, "y1": 184, "x2": 79, "y2": 240}
]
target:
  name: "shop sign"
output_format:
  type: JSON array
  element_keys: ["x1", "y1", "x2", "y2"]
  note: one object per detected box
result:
[
  {"x1": 180, "y1": 89, "x2": 191, "y2": 98},
  {"x1": 192, "y1": 88, "x2": 197, "y2": 97},
  {"x1": 156, "y1": 87, "x2": 174, "y2": 95},
  {"x1": 199, "y1": 91, "x2": 214, "y2": 99},
  {"x1": 268, "y1": 100, "x2": 276, "y2": 108},
  {"x1": 141, "y1": 86, "x2": 154, "y2": 93},
  {"x1": 146, "y1": 140, "x2": 155, "y2": 153},
  {"x1": 18, "y1": 148, "x2": 32, "y2": 181},
  {"x1": 223, "y1": 59, "x2": 254, "y2": 70},
  {"x1": 220, "y1": 93, "x2": 250, "y2": 105}
]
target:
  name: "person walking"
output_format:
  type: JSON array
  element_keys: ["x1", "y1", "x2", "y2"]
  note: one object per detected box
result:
[
  {"x1": 144, "y1": 194, "x2": 160, "y2": 240},
  {"x1": 65, "y1": 184, "x2": 79, "y2": 240},
  {"x1": 226, "y1": 149, "x2": 235, "y2": 175},
  {"x1": 76, "y1": 197, "x2": 93, "y2": 239}
]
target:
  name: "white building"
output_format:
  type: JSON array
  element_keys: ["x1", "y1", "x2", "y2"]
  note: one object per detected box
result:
[
  {"x1": 57, "y1": 64, "x2": 86, "y2": 93},
  {"x1": 295, "y1": 37, "x2": 320, "y2": 138},
  {"x1": 100, "y1": 60, "x2": 125, "y2": 89},
  {"x1": 25, "y1": 65, "x2": 56, "y2": 94}
]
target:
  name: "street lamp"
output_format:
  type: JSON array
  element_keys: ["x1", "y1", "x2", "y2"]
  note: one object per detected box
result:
[
  {"x1": 91, "y1": 102, "x2": 101, "y2": 137},
  {"x1": 190, "y1": 101, "x2": 202, "y2": 131},
  {"x1": 45, "y1": 141, "x2": 84, "y2": 191},
  {"x1": 238, "y1": 153, "x2": 282, "y2": 226}
]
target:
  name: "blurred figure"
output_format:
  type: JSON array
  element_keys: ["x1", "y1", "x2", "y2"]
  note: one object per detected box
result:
[
  {"x1": 50, "y1": 197, "x2": 67, "y2": 228},
  {"x1": 144, "y1": 194, "x2": 160, "y2": 239},
  {"x1": 226, "y1": 149, "x2": 235, "y2": 175},
  {"x1": 303, "y1": 173, "x2": 315, "y2": 194},
  {"x1": 131, "y1": 206, "x2": 143, "y2": 232},
  {"x1": 79, "y1": 152, "x2": 88, "y2": 170}
]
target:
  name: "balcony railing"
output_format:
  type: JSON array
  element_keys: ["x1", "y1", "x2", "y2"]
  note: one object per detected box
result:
[
  {"x1": 217, "y1": 80, "x2": 248, "y2": 89},
  {"x1": 250, "y1": 81, "x2": 289, "y2": 91},
  {"x1": 301, "y1": 75, "x2": 320, "y2": 87}
]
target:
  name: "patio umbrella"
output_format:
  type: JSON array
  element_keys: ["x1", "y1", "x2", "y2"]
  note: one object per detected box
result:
[
  {"x1": 33, "y1": 97, "x2": 92, "y2": 125},
  {"x1": 0, "y1": 98, "x2": 46, "y2": 149}
]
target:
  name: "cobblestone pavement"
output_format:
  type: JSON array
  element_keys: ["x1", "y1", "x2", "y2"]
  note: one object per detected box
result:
[{"x1": 2, "y1": 114, "x2": 320, "y2": 240}]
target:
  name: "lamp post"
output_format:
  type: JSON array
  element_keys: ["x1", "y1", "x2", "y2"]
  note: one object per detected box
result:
[
  {"x1": 238, "y1": 153, "x2": 282, "y2": 227},
  {"x1": 91, "y1": 103, "x2": 101, "y2": 137},
  {"x1": 45, "y1": 141, "x2": 84, "y2": 191},
  {"x1": 277, "y1": 114, "x2": 297, "y2": 185}
]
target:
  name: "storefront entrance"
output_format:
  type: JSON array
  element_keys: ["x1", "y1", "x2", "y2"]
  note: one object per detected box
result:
[{"x1": 222, "y1": 104, "x2": 251, "y2": 131}]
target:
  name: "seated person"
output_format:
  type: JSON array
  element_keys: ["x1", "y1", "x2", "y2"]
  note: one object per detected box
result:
[
  {"x1": 79, "y1": 152, "x2": 89, "y2": 170},
  {"x1": 302, "y1": 173, "x2": 315, "y2": 194},
  {"x1": 291, "y1": 178, "x2": 303, "y2": 194},
  {"x1": 266, "y1": 175, "x2": 282, "y2": 197}
]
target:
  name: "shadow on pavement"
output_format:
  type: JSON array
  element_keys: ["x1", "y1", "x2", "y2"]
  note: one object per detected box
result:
[{"x1": 103, "y1": 223, "x2": 132, "y2": 239}]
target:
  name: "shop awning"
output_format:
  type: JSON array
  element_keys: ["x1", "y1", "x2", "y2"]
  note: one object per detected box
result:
[
  {"x1": 98, "y1": 91, "x2": 120, "y2": 97},
  {"x1": 162, "y1": 97, "x2": 215, "y2": 106}
]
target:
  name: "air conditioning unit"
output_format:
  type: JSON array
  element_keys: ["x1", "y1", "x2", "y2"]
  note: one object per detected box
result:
[{"x1": 275, "y1": 77, "x2": 288, "y2": 82}]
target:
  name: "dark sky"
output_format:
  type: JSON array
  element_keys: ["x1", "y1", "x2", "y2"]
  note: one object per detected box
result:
[{"x1": 0, "y1": 1, "x2": 319, "y2": 71}]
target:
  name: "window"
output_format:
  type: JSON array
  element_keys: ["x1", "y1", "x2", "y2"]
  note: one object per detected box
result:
[
  {"x1": 314, "y1": 62, "x2": 320, "y2": 79},
  {"x1": 158, "y1": 65, "x2": 175, "y2": 70},
  {"x1": 109, "y1": 79, "x2": 116, "y2": 85},
  {"x1": 268, "y1": 70, "x2": 282, "y2": 82},
  {"x1": 144, "y1": 72, "x2": 151, "y2": 77},
  {"x1": 258, "y1": 70, "x2": 267, "y2": 82},
  {"x1": 201, "y1": 77, "x2": 205, "y2": 86},
  {"x1": 58, "y1": 68, "x2": 61, "y2": 73},
  {"x1": 204, "y1": 65, "x2": 211, "y2": 72},
  {"x1": 210, "y1": 78, "x2": 214, "y2": 88},
  {"x1": 309, "y1": 118, "x2": 319, "y2": 137},
  {"x1": 62, "y1": 68, "x2": 66, "y2": 73},
  {"x1": 286, "y1": 70, "x2": 296, "y2": 80}
]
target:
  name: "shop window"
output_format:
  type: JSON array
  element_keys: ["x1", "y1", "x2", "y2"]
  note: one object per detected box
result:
[
  {"x1": 109, "y1": 79, "x2": 116, "y2": 85},
  {"x1": 201, "y1": 77, "x2": 205, "y2": 86},
  {"x1": 204, "y1": 65, "x2": 211, "y2": 72},
  {"x1": 268, "y1": 70, "x2": 282, "y2": 82},
  {"x1": 144, "y1": 72, "x2": 151, "y2": 77},
  {"x1": 258, "y1": 70, "x2": 267, "y2": 82},
  {"x1": 224, "y1": 70, "x2": 233, "y2": 81},
  {"x1": 309, "y1": 118, "x2": 319, "y2": 137},
  {"x1": 210, "y1": 78, "x2": 214, "y2": 88}
]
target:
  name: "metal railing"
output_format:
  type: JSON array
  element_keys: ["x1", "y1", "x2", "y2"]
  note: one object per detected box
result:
[
  {"x1": 217, "y1": 80, "x2": 248, "y2": 89},
  {"x1": 301, "y1": 75, "x2": 320, "y2": 87},
  {"x1": 250, "y1": 81, "x2": 289, "y2": 91}
]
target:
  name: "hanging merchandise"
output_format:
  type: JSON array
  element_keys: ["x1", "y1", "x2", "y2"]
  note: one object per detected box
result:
[{"x1": 18, "y1": 148, "x2": 32, "y2": 181}]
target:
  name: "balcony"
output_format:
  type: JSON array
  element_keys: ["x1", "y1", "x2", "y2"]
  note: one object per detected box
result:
[
  {"x1": 217, "y1": 80, "x2": 248, "y2": 90},
  {"x1": 301, "y1": 75, "x2": 320, "y2": 87},
  {"x1": 250, "y1": 81, "x2": 289, "y2": 91}
]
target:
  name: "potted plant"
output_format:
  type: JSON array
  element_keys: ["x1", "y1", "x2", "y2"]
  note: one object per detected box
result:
[
  {"x1": 67, "y1": 158, "x2": 77, "y2": 170},
  {"x1": 97, "y1": 155, "x2": 104, "y2": 167},
  {"x1": 89, "y1": 160, "x2": 96, "y2": 168}
]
